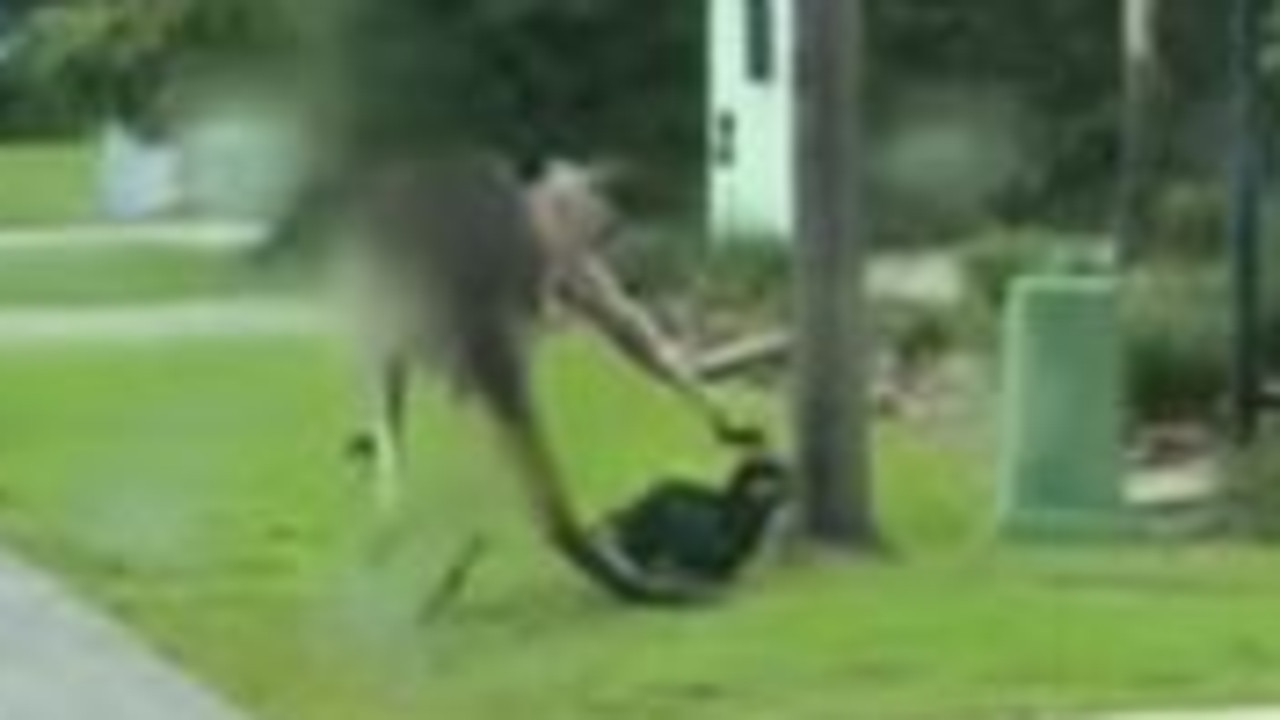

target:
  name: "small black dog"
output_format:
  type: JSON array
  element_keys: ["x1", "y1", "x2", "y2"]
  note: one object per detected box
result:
[{"x1": 604, "y1": 440, "x2": 789, "y2": 586}]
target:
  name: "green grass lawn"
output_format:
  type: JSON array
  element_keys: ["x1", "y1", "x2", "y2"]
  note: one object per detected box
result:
[
  {"x1": 0, "y1": 245, "x2": 308, "y2": 307},
  {"x1": 0, "y1": 141, "x2": 96, "y2": 225},
  {"x1": 0, "y1": 138, "x2": 304, "y2": 307},
  {"x1": 0, "y1": 143, "x2": 1277, "y2": 716},
  {"x1": 2, "y1": 332, "x2": 1280, "y2": 719}
]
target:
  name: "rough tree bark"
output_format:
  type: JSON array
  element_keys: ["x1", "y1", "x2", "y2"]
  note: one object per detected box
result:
[{"x1": 792, "y1": 0, "x2": 881, "y2": 548}]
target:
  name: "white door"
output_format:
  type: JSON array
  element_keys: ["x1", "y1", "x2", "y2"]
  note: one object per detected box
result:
[{"x1": 708, "y1": 0, "x2": 795, "y2": 242}]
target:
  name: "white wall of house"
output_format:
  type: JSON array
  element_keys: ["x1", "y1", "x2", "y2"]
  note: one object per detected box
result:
[
  {"x1": 708, "y1": 0, "x2": 795, "y2": 242},
  {"x1": 96, "y1": 101, "x2": 304, "y2": 223},
  {"x1": 178, "y1": 105, "x2": 305, "y2": 221},
  {"x1": 97, "y1": 122, "x2": 183, "y2": 221}
]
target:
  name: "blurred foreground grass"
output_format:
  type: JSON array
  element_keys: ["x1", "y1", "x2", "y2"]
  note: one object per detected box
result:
[
  {"x1": 0, "y1": 143, "x2": 1277, "y2": 716},
  {"x1": 1, "y1": 334, "x2": 1280, "y2": 719}
]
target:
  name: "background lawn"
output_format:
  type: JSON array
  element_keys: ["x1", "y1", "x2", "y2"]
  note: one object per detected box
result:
[
  {"x1": 0, "y1": 244, "x2": 309, "y2": 307},
  {"x1": 0, "y1": 141, "x2": 308, "y2": 306},
  {"x1": 2, "y1": 141, "x2": 1280, "y2": 720},
  {"x1": 1, "y1": 333, "x2": 1280, "y2": 720},
  {"x1": 0, "y1": 141, "x2": 96, "y2": 226}
]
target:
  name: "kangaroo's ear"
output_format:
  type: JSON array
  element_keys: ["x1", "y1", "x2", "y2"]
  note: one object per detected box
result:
[
  {"x1": 531, "y1": 156, "x2": 632, "y2": 194},
  {"x1": 530, "y1": 157, "x2": 590, "y2": 187}
]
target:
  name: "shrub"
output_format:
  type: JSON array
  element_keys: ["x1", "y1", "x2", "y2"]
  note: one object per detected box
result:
[
  {"x1": 960, "y1": 227, "x2": 1111, "y2": 313},
  {"x1": 607, "y1": 222, "x2": 709, "y2": 298},
  {"x1": 1147, "y1": 182, "x2": 1227, "y2": 259},
  {"x1": 1121, "y1": 262, "x2": 1230, "y2": 425},
  {"x1": 695, "y1": 238, "x2": 791, "y2": 308},
  {"x1": 609, "y1": 228, "x2": 792, "y2": 349},
  {"x1": 958, "y1": 232, "x2": 1235, "y2": 426},
  {"x1": 1223, "y1": 428, "x2": 1280, "y2": 540},
  {"x1": 960, "y1": 229, "x2": 1042, "y2": 311},
  {"x1": 610, "y1": 227, "x2": 791, "y2": 310},
  {"x1": 872, "y1": 298, "x2": 962, "y2": 373}
]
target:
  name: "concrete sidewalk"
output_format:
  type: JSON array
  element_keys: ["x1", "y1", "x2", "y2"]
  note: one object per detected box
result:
[
  {"x1": 0, "y1": 548, "x2": 251, "y2": 720},
  {"x1": 0, "y1": 222, "x2": 265, "y2": 252},
  {"x1": 0, "y1": 299, "x2": 325, "y2": 345}
]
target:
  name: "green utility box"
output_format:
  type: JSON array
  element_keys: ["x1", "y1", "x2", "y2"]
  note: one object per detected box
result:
[{"x1": 998, "y1": 274, "x2": 1126, "y2": 539}]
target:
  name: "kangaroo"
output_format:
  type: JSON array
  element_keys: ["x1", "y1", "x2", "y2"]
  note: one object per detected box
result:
[{"x1": 265, "y1": 150, "x2": 739, "y2": 603}]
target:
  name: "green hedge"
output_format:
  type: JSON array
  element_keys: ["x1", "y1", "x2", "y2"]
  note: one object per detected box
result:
[
  {"x1": 1121, "y1": 262, "x2": 1230, "y2": 424},
  {"x1": 1225, "y1": 428, "x2": 1280, "y2": 540}
]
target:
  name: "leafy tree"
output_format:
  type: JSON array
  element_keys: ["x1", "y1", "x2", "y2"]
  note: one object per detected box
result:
[
  {"x1": 1, "y1": 0, "x2": 1270, "y2": 227},
  {"x1": 3, "y1": 0, "x2": 297, "y2": 132},
  {"x1": 314, "y1": 0, "x2": 702, "y2": 204}
]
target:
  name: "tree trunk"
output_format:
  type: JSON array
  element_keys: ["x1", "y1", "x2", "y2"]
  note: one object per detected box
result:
[
  {"x1": 792, "y1": 0, "x2": 880, "y2": 548},
  {"x1": 1115, "y1": 0, "x2": 1162, "y2": 264},
  {"x1": 1227, "y1": 0, "x2": 1266, "y2": 443}
]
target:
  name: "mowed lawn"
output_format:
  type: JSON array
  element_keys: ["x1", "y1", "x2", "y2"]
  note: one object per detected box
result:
[
  {"x1": 2, "y1": 140, "x2": 1280, "y2": 718},
  {"x1": 2, "y1": 332, "x2": 1280, "y2": 719},
  {"x1": 0, "y1": 141, "x2": 97, "y2": 226},
  {"x1": 0, "y1": 244, "x2": 311, "y2": 307}
]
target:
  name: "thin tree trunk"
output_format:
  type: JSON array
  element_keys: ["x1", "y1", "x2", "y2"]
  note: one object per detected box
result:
[
  {"x1": 792, "y1": 0, "x2": 880, "y2": 548},
  {"x1": 1115, "y1": 0, "x2": 1162, "y2": 264},
  {"x1": 1228, "y1": 0, "x2": 1266, "y2": 443}
]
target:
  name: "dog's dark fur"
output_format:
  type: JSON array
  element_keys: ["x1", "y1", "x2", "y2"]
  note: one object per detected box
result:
[{"x1": 607, "y1": 452, "x2": 788, "y2": 585}]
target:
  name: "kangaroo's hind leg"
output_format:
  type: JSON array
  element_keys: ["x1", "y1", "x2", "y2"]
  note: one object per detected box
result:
[{"x1": 347, "y1": 345, "x2": 412, "y2": 519}]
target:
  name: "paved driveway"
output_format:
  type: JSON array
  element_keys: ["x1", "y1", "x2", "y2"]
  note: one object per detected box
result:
[{"x1": 0, "y1": 548, "x2": 251, "y2": 720}]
